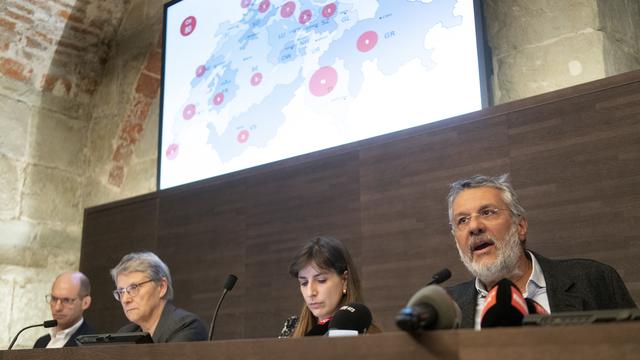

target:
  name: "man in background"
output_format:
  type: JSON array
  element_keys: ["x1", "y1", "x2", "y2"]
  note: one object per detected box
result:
[
  {"x1": 34, "y1": 271, "x2": 95, "y2": 348},
  {"x1": 445, "y1": 174, "x2": 636, "y2": 329}
]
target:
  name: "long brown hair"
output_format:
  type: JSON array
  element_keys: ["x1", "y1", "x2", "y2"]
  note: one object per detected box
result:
[{"x1": 288, "y1": 236, "x2": 366, "y2": 337}]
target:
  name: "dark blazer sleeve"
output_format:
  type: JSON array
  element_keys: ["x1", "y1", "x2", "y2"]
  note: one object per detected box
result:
[
  {"x1": 33, "y1": 334, "x2": 51, "y2": 348},
  {"x1": 535, "y1": 252, "x2": 637, "y2": 312},
  {"x1": 65, "y1": 320, "x2": 96, "y2": 347},
  {"x1": 151, "y1": 302, "x2": 208, "y2": 343},
  {"x1": 446, "y1": 279, "x2": 477, "y2": 329}
]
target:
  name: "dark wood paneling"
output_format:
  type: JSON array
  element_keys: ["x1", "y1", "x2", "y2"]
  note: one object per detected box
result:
[
  {"x1": 81, "y1": 70, "x2": 640, "y2": 338},
  {"x1": 80, "y1": 193, "x2": 159, "y2": 332}
]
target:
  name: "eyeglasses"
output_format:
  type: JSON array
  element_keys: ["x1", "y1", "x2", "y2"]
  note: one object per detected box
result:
[
  {"x1": 113, "y1": 279, "x2": 154, "y2": 301},
  {"x1": 452, "y1": 207, "x2": 510, "y2": 231},
  {"x1": 46, "y1": 294, "x2": 79, "y2": 306}
]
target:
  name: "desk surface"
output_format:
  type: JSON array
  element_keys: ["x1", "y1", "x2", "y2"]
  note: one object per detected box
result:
[{"x1": 3, "y1": 322, "x2": 640, "y2": 360}]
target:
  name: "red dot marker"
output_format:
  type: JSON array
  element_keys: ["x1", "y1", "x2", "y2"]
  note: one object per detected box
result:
[
  {"x1": 299, "y1": 9, "x2": 312, "y2": 25},
  {"x1": 195, "y1": 65, "x2": 206, "y2": 77},
  {"x1": 309, "y1": 66, "x2": 338, "y2": 97},
  {"x1": 258, "y1": 0, "x2": 270, "y2": 13},
  {"x1": 357, "y1": 31, "x2": 378, "y2": 52},
  {"x1": 280, "y1": 1, "x2": 296, "y2": 18},
  {"x1": 166, "y1": 144, "x2": 179, "y2": 160},
  {"x1": 237, "y1": 130, "x2": 250, "y2": 143},
  {"x1": 250, "y1": 72, "x2": 263, "y2": 86},
  {"x1": 180, "y1": 16, "x2": 197, "y2": 36},
  {"x1": 182, "y1": 104, "x2": 196, "y2": 120},
  {"x1": 212, "y1": 92, "x2": 225, "y2": 106},
  {"x1": 322, "y1": 3, "x2": 337, "y2": 18}
]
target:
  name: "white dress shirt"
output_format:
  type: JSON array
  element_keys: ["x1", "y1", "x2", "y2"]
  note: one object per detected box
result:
[
  {"x1": 473, "y1": 251, "x2": 550, "y2": 329},
  {"x1": 46, "y1": 318, "x2": 84, "y2": 348}
]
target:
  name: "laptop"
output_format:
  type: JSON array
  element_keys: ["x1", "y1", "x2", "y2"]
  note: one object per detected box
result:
[{"x1": 75, "y1": 332, "x2": 154, "y2": 346}]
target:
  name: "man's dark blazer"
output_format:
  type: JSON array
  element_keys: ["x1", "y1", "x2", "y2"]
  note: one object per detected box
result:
[
  {"x1": 447, "y1": 251, "x2": 638, "y2": 328},
  {"x1": 33, "y1": 319, "x2": 95, "y2": 348},
  {"x1": 118, "y1": 301, "x2": 208, "y2": 343}
]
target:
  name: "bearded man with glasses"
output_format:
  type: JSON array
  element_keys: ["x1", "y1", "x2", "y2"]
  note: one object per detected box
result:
[
  {"x1": 111, "y1": 251, "x2": 208, "y2": 342},
  {"x1": 34, "y1": 272, "x2": 95, "y2": 348},
  {"x1": 445, "y1": 174, "x2": 637, "y2": 329}
]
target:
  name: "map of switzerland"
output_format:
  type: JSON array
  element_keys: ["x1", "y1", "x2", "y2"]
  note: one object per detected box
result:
[{"x1": 165, "y1": 0, "x2": 461, "y2": 163}]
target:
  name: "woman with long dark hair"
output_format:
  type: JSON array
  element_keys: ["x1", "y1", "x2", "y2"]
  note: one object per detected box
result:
[{"x1": 285, "y1": 236, "x2": 380, "y2": 337}]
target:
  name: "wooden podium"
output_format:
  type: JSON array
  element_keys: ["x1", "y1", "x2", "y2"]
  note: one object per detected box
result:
[{"x1": 3, "y1": 323, "x2": 639, "y2": 360}]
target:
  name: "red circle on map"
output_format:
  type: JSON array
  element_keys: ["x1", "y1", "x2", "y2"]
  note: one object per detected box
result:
[
  {"x1": 309, "y1": 66, "x2": 338, "y2": 97},
  {"x1": 258, "y1": 0, "x2": 270, "y2": 13},
  {"x1": 280, "y1": 1, "x2": 296, "y2": 18},
  {"x1": 180, "y1": 16, "x2": 197, "y2": 36},
  {"x1": 182, "y1": 104, "x2": 196, "y2": 120},
  {"x1": 322, "y1": 3, "x2": 337, "y2": 18},
  {"x1": 299, "y1": 9, "x2": 312, "y2": 24},
  {"x1": 250, "y1": 72, "x2": 263, "y2": 86},
  {"x1": 195, "y1": 65, "x2": 206, "y2": 77},
  {"x1": 241, "y1": 0, "x2": 252, "y2": 9},
  {"x1": 237, "y1": 130, "x2": 250, "y2": 144},
  {"x1": 212, "y1": 92, "x2": 225, "y2": 106},
  {"x1": 166, "y1": 144, "x2": 179, "y2": 160},
  {"x1": 357, "y1": 31, "x2": 378, "y2": 52}
]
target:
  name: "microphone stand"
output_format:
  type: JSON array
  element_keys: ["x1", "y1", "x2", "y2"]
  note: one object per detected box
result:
[
  {"x1": 8, "y1": 320, "x2": 57, "y2": 350},
  {"x1": 208, "y1": 274, "x2": 238, "y2": 341},
  {"x1": 208, "y1": 288, "x2": 230, "y2": 341}
]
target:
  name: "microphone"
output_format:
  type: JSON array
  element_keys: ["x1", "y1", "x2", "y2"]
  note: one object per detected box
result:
[
  {"x1": 426, "y1": 268, "x2": 451, "y2": 286},
  {"x1": 327, "y1": 303, "x2": 372, "y2": 337},
  {"x1": 525, "y1": 298, "x2": 549, "y2": 315},
  {"x1": 8, "y1": 320, "x2": 57, "y2": 350},
  {"x1": 480, "y1": 278, "x2": 528, "y2": 328},
  {"x1": 305, "y1": 321, "x2": 330, "y2": 336},
  {"x1": 395, "y1": 285, "x2": 461, "y2": 332},
  {"x1": 208, "y1": 274, "x2": 238, "y2": 341}
]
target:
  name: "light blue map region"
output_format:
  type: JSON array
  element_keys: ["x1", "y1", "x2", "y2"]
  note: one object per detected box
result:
[
  {"x1": 319, "y1": 0, "x2": 460, "y2": 95},
  {"x1": 207, "y1": 73, "x2": 305, "y2": 160},
  {"x1": 168, "y1": 0, "x2": 473, "y2": 166}
]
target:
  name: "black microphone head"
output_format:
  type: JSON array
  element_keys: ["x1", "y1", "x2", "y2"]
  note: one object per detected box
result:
[
  {"x1": 43, "y1": 320, "x2": 58, "y2": 328},
  {"x1": 480, "y1": 279, "x2": 528, "y2": 328},
  {"x1": 328, "y1": 303, "x2": 372, "y2": 334},
  {"x1": 428, "y1": 268, "x2": 452, "y2": 285},
  {"x1": 305, "y1": 321, "x2": 330, "y2": 336},
  {"x1": 397, "y1": 285, "x2": 461, "y2": 331},
  {"x1": 223, "y1": 274, "x2": 238, "y2": 291}
]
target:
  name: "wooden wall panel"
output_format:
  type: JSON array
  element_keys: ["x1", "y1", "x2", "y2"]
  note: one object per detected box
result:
[
  {"x1": 80, "y1": 194, "x2": 159, "y2": 333},
  {"x1": 81, "y1": 70, "x2": 640, "y2": 338}
]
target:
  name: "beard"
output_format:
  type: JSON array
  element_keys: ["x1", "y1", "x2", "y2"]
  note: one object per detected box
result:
[{"x1": 456, "y1": 223, "x2": 523, "y2": 287}]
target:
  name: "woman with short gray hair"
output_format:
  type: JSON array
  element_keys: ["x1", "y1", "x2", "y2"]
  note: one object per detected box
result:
[{"x1": 111, "y1": 251, "x2": 207, "y2": 343}]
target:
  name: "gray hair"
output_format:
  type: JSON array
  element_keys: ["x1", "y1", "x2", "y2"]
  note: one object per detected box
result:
[
  {"x1": 110, "y1": 251, "x2": 174, "y2": 301},
  {"x1": 447, "y1": 174, "x2": 526, "y2": 225}
]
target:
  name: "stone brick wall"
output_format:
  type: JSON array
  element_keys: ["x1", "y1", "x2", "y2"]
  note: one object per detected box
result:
[
  {"x1": 82, "y1": 1, "x2": 163, "y2": 208},
  {"x1": 484, "y1": 0, "x2": 640, "y2": 104},
  {"x1": 0, "y1": 0, "x2": 638, "y2": 349},
  {"x1": 0, "y1": 0, "x2": 129, "y2": 348}
]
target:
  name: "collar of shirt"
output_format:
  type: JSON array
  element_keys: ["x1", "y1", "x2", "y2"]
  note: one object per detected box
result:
[
  {"x1": 48, "y1": 317, "x2": 84, "y2": 346},
  {"x1": 523, "y1": 251, "x2": 547, "y2": 298},
  {"x1": 472, "y1": 251, "x2": 550, "y2": 329}
]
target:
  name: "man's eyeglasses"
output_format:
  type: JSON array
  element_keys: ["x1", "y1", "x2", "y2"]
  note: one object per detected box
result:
[
  {"x1": 112, "y1": 279, "x2": 154, "y2": 301},
  {"x1": 46, "y1": 294, "x2": 79, "y2": 306},
  {"x1": 452, "y1": 207, "x2": 510, "y2": 231}
]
